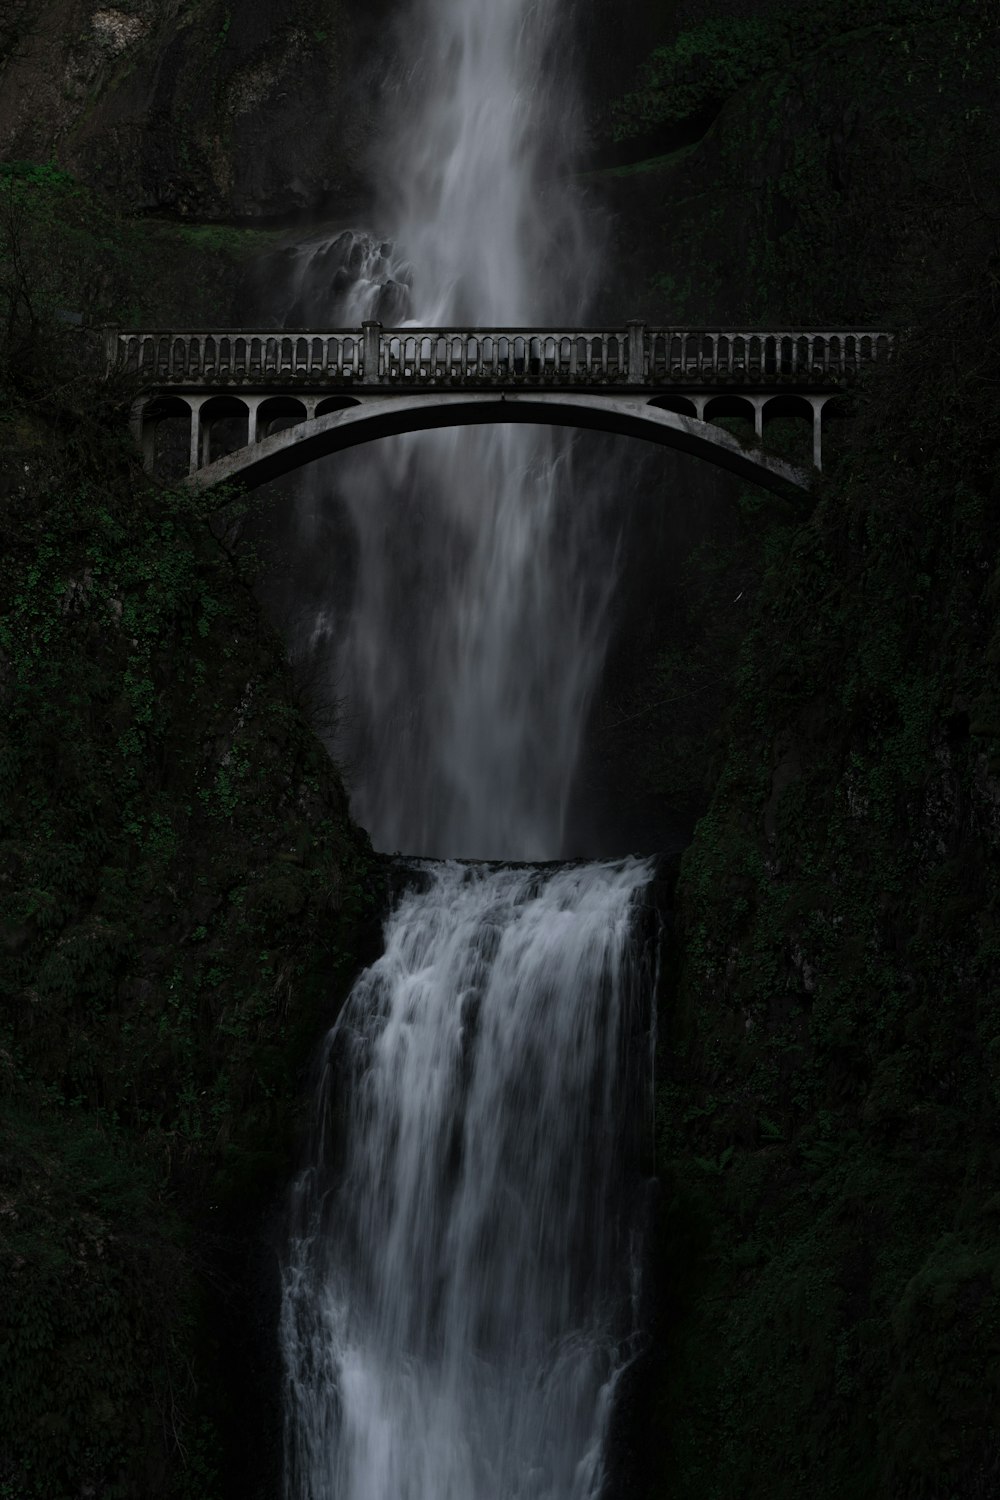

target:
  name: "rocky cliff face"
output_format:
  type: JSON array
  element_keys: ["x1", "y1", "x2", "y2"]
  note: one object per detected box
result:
[
  {"x1": 604, "y1": 6, "x2": 1000, "y2": 1498},
  {"x1": 0, "y1": 353, "x2": 383, "y2": 1498},
  {"x1": 0, "y1": 0, "x2": 816, "y2": 225},
  {"x1": 0, "y1": 0, "x2": 398, "y2": 219}
]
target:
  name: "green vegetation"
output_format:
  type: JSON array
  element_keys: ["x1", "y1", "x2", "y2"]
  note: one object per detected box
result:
[
  {"x1": 611, "y1": 15, "x2": 783, "y2": 143},
  {"x1": 612, "y1": 0, "x2": 985, "y2": 144},
  {"x1": 0, "y1": 160, "x2": 281, "y2": 352},
  {"x1": 616, "y1": 4, "x2": 1000, "y2": 1495},
  {"x1": 0, "y1": 173, "x2": 380, "y2": 1498},
  {"x1": 604, "y1": 0, "x2": 993, "y2": 328}
]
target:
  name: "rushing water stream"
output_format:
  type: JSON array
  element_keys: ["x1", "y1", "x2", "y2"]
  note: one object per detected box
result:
[
  {"x1": 282, "y1": 861, "x2": 656, "y2": 1500},
  {"x1": 278, "y1": 2, "x2": 658, "y2": 1495}
]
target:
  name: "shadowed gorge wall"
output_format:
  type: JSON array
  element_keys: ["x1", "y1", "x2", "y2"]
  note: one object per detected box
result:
[
  {"x1": 611, "y1": 5, "x2": 1000, "y2": 1497},
  {"x1": 0, "y1": 354, "x2": 382, "y2": 1496}
]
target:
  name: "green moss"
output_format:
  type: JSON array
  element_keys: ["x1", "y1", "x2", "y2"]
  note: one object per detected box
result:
[
  {"x1": 154, "y1": 221, "x2": 282, "y2": 260},
  {"x1": 611, "y1": 14, "x2": 786, "y2": 143}
]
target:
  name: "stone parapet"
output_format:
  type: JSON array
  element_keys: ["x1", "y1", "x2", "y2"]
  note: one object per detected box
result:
[{"x1": 106, "y1": 323, "x2": 894, "y2": 391}]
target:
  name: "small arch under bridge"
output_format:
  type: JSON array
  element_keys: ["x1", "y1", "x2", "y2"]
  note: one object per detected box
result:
[{"x1": 112, "y1": 322, "x2": 894, "y2": 497}]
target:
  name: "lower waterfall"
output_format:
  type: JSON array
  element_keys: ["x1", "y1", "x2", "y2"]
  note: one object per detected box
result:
[{"x1": 280, "y1": 857, "x2": 657, "y2": 1500}]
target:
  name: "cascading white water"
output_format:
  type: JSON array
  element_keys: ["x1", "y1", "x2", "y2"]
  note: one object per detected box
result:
[
  {"x1": 282, "y1": 859, "x2": 655, "y2": 1500},
  {"x1": 281, "y1": 0, "x2": 615, "y2": 860},
  {"x1": 278, "y1": 3, "x2": 658, "y2": 1495}
]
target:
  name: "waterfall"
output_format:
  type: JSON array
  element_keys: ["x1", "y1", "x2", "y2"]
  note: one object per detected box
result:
[
  {"x1": 277, "y1": 0, "x2": 614, "y2": 861},
  {"x1": 282, "y1": 859, "x2": 656, "y2": 1500},
  {"x1": 277, "y1": 2, "x2": 659, "y2": 1495}
]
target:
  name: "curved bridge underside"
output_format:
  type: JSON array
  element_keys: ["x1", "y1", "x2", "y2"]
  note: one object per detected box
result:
[{"x1": 186, "y1": 392, "x2": 811, "y2": 496}]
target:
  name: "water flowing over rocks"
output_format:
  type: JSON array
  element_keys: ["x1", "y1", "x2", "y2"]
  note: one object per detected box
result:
[{"x1": 281, "y1": 858, "x2": 659, "y2": 1500}]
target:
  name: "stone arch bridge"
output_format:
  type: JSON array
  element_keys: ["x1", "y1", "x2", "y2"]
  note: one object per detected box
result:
[{"x1": 111, "y1": 321, "x2": 894, "y2": 497}]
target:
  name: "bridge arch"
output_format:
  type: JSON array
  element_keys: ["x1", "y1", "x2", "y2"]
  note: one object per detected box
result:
[{"x1": 175, "y1": 391, "x2": 812, "y2": 498}]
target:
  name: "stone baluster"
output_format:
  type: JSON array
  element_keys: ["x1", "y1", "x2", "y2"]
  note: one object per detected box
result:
[{"x1": 186, "y1": 396, "x2": 205, "y2": 475}]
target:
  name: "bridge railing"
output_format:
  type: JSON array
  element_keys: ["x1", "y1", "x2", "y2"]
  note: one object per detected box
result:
[{"x1": 106, "y1": 324, "x2": 894, "y2": 387}]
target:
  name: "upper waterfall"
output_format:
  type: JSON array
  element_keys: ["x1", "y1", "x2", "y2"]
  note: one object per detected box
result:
[
  {"x1": 279, "y1": 0, "x2": 615, "y2": 862},
  {"x1": 370, "y1": 0, "x2": 592, "y2": 326}
]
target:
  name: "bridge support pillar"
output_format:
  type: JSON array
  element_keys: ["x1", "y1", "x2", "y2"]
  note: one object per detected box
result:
[
  {"x1": 750, "y1": 397, "x2": 766, "y2": 442},
  {"x1": 188, "y1": 397, "x2": 208, "y2": 476},
  {"x1": 130, "y1": 399, "x2": 151, "y2": 470},
  {"x1": 247, "y1": 397, "x2": 262, "y2": 447},
  {"x1": 807, "y1": 395, "x2": 834, "y2": 472}
]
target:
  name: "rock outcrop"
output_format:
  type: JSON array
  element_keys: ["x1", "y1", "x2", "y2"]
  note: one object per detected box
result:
[{"x1": 0, "y1": 0, "x2": 399, "y2": 219}]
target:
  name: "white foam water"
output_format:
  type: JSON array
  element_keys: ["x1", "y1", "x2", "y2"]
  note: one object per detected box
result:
[{"x1": 281, "y1": 858, "x2": 655, "y2": 1500}]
